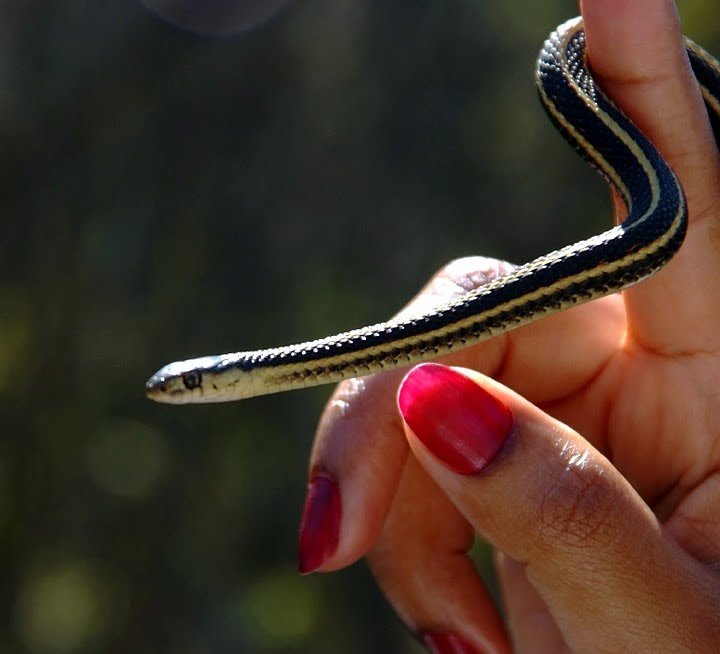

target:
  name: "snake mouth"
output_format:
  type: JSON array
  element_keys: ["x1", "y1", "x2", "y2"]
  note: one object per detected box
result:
[
  {"x1": 145, "y1": 381, "x2": 192, "y2": 404},
  {"x1": 144, "y1": 370, "x2": 189, "y2": 403},
  {"x1": 145, "y1": 375, "x2": 163, "y2": 392},
  {"x1": 145, "y1": 373, "x2": 169, "y2": 400}
]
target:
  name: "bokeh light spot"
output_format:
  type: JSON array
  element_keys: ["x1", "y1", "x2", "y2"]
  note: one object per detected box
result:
[
  {"x1": 14, "y1": 561, "x2": 110, "y2": 653},
  {"x1": 239, "y1": 568, "x2": 320, "y2": 646},
  {"x1": 86, "y1": 420, "x2": 170, "y2": 499},
  {"x1": 142, "y1": 0, "x2": 293, "y2": 36}
]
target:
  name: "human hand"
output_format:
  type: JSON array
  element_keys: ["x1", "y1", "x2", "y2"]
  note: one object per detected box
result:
[{"x1": 297, "y1": 0, "x2": 720, "y2": 652}]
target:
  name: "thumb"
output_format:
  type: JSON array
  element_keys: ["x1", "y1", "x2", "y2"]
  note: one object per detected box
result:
[{"x1": 397, "y1": 363, "x2": 716, "y2": 653}]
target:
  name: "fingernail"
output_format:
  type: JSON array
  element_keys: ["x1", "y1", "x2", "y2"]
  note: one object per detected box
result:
[
  {"x1": 298, "y1": 474, "x2": 341, "y2": 574},
  {"x1": 398, "y1": 363, "x2": 513, "y2": 475},
  {"x1": 423, "y1": 632, "x2": 483, "y2": 654}
]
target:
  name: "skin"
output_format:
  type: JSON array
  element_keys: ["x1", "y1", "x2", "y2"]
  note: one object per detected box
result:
[{"x1": 306, "y1": 0, "x2": 720, "y2": 652}]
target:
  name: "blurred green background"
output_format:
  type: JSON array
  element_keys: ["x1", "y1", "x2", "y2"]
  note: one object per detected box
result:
[{"x1": 1, "y1": 1, "x2": 717, "y2": 652}]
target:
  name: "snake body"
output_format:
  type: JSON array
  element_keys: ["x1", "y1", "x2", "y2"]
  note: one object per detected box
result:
[{"x1": 146, "y1": 17, "x2": 720, "y2": 404}]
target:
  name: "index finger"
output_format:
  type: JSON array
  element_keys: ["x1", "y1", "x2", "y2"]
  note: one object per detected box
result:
[{"x1": 582, "y1": 0, "x2": 720, "y2": 353}]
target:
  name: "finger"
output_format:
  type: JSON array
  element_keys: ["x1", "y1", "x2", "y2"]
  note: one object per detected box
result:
[
  {"x1": 664, "y1": 470, "x2": 720, "y2": 565},
  {"x1": 368, "y1": 455, "x2": 510, "y2": 654},
  {"x1": 582, "y1": 0, "x2": 720, "y2": 353},
  {"x1": 301, "y1": 257, "x2": 622, "y2": 572},
  {"x1": 399, "y1": 363, "x2": 720, "y2": 651},
  {"x1": 494, "y1": 552, "x2": 563, "y2": 654}
]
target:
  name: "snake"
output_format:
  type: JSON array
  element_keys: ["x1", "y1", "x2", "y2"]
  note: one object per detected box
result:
[{"x1": 145, "y1": 17, "x2": 720, "y2": 405}]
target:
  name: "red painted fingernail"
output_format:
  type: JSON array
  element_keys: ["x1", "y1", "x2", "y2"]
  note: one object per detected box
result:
[
  {"x1": 398, "y1": 363, "x2": 513, "y2": 475},
  {"x1": 423, "y1": 632, "x2": 484, "y2": 654},
  {"x1": 298, "y1": 474, "x2": 341, "y2": 574}
]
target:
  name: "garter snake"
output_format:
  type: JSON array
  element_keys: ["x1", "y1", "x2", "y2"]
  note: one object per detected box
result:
[{"x1": 145, "y1": 17, "x2": 720, "y2": 404}]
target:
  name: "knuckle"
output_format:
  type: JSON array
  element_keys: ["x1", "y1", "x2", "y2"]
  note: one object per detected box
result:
[
  {"x1": 396, "y1": 257, "x2": 516, "y2": 320},
  {"x1": 535, "y1": 445, "x2": 622, "y2": 550},
  {"x1": 432, "y1": 257, "x2": 516, "y2": 294}
]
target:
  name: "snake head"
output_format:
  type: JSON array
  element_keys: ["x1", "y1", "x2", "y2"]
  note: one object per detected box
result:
[{"x1": 145, "y1": 357, "x2": 216, "y2": 404}]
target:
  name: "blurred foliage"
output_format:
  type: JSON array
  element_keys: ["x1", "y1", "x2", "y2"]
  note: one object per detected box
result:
[{"x1": 0, "y1": 0, "x2": 717, "y2": 652}]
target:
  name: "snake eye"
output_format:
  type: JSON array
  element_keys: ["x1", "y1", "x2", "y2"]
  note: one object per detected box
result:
[{"x1": 182, "y1": 371, "x2": 202, "y2": 390}]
